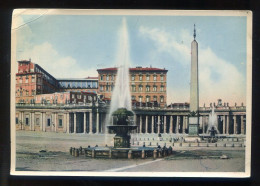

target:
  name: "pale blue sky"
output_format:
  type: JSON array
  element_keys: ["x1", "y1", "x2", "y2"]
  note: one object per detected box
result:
[{"x1": 14, "y1": 14, "x2": 247, "y2": 105}]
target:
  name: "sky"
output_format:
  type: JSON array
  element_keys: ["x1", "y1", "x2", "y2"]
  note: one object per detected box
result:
[{"x1": 12, "y1": 10, "x2": 248, "y2": 106}]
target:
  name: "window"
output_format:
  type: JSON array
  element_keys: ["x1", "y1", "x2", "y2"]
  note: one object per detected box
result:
[
  {"x1": 16, "y1": 117, "x2": 18, "y2": 124},
  {"x1": 77, "y1": 94, "x2": 81, "y2": 99},
  {"x1": 153, "y1": 96, "x2": 157, "y2": 102},
  {"x1": 25, "y1": 118, "x2": 29, "y2": 125},
  {"x1": 26, "y1": 90, "x2": 29, "y2": 96},
  {"x1": 20, "y1": 91, "x2": 23, "y2": 96},
  {"x1": 72, "y1": 94, "x2": 75, "y2": 99},
  {"x1": 160, "y1": 75, "x2": 164, "y2": 81},
  {"x1": 93, "y1": 82, "x2": 97, "y2": 88},
  {"x1": 32, "y1": 90, "x2": 35, "y2": 95},
  {"x1": 139, "y1": 96, "x2": 143, "y2": 102},
  {"x1": 138, "y1": 85, "x2": 143, "y2": 92},
  {"x1": 100, "y1": 75, "x2": 103, "y2": 81},
  {"x1": 100, "y1": 86, "x2": 103, "y2": 91},
  {"x1": 111, "y1": 75, "x2": 114, "y2": 81},
  {"x1": 106, "y1": 75, "x2": 109, "y2": 81},
  {"x1": 131, "y1": 96, "x2": 136, "y2": 100},
  {"x1": 146, "y1": 86, "x2": 150, "y2": 92},
  {"x1": 131, "y1": 75, "x2": 135, "y2": 81},
  {"x1": 139, "y1": 75, "x2": 143, "y2": 81},
  {"x1": 146, "y1": 96, "x2": 150, "y2": 102},
  {"x1": 132, "y1": 85, "x2": 136, "y2": 92},
  {"x1": 87, "y1": 81, "x2": 91, "y2": 88},
  {"x1": 59, "y1": 119, "x2": 63, "y2": 127},
  {"x1": 153, "y1": 75, "x2": 157, "y2": 81},
  {"x1": 82, "y1": 82, "x2": 87, "y2": 88},
  {"x1": 153, "y1": 86, "x2": 157, "y2": 92},
  {"x1": 146, "y1": 75, "x2": 150, "y2": 81},
  {"x1": 160, "y1": 96, "x2": 164, "y2": 103},
  {"x1": 47, "y1": 118, "x2": 51, "y2": 126},
  {"x1": 32, "y1": 76, "x2": 35, "y2": 82},
  {"x1": 160, "y1": 86, "x2": 164, "y2": 92},
  {"x1": 19, "y1": 78, "x2": 22, "y2": 83},
  {"x1": 36, "y1": 118, "x2": 40, "y2": 125},
  {"x1": 72, "y1": 82, "x2": 76, "y2": 88},
  {"x1": 111, "y1": 84, "x2": 114, "y2": 91}
]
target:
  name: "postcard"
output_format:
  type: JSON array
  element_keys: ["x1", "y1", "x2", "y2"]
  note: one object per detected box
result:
[{"x1": 10, "y1": 9, "x2": 252, "y2": 177}]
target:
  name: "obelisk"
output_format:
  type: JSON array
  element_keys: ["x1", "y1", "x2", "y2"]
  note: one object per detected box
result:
[{"x1": 188, "y1": 24, "x2": 199, "y2": 136}]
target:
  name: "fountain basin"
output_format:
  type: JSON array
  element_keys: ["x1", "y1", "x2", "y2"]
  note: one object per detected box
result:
[{"x1": 70, "y1": 146, "x2": 173, "y2": 159}]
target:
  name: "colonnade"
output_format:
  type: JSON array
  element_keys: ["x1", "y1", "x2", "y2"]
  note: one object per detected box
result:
[
  {"x1": 135, "y1": 115, "x2": 189, "y2": 134},
  {"x1": 16, "y1": 110, "x2": 246, "y2": 135}
]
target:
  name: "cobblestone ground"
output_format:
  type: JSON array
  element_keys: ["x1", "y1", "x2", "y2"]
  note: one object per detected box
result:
[{"x1": 15, "y1": 131, "x2": 245, "y2": 172}]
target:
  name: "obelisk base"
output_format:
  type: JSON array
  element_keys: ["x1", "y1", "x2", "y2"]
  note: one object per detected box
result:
[{"x1": 184, "y1": 117, "x2": 201, "y2": 142}]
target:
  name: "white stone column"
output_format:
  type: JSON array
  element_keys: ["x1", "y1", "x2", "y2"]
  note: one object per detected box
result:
[
  {"x1": 39, "y1": 112, "x2": 43, "y2": 131},
  {"x1": 175, "y1": 116, "x2": 179, "y2": 134},
  {"x1": 140, "y1": 115, "x2": 143, "y2": 133},
  {"x1": 151, "y1": 115, "x2": 154, "y2": 134},
  {"x1": 43, "y1": 112, "x2": 46, "y2": 132},
  {"x1": 185, "y1": 116, "x2": 188, "y2": 131},
  {"x1": 74, "y1": 112, "x2": 76, "y2": 134},
  {"x1": 89, "y1": 112, "x2": 93, "y2": 134},
  {"x1": 223, "y1": 115, "x2": 226, "y2": 134},
  {"x1": 64, "y1": 113, "x2": 67, "y2": 133},
  {"x1": 226, "y1": 115, "x2": 230, "y2": 134},
  {"x1": 241, "y1": 115, "x2": 245, "y2": 134},
  {"x1": 182, "y1": 116, "x2": 185, "y2": 134},
  {"x1": 169, "y1": 115, "x2": 173, "y2": 134},
  {"x1": 164, "y1": 116, "x2": 167, "y2": 133},
  {"x1": 96, "y1": 112, "x2": 99, "y2": 134},
  {"x1": 29, "y1": 112, "x2": 32, "y2": 130},
  {"x1": 233, "y1": 115, "x2": 237, "y2": 134},
  {"x1": 32, "y1": 112, "x2": 35, "y2": 131},
  {"x1": 55, "y1": 112, "x2": 58, "y2": 132},
  {"x1": 66, "y1": 113, "x2": 70, "y2": 133},
  {"x1": 145, "y1": 115, "x2": 148, "y2": 133},
  {"x1": 202, "y1": 116, "x2": 205, "y2": 134},
  {"x1": 158, "y1": 115, "x2": 160, "y2": 134},
  {"x1": 84, "y1": 112, "x2": 87, "y2": 133}
]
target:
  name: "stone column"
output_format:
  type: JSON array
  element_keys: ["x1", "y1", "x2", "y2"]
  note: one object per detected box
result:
[
  {"x1": 43, "y1": 112, "x2": 46, "y2": 132},
  {"x1": 185, "y1": 116, "x2": 189, "y2": 132},
  {"x1": 140, "y1": 115, "x2": 143, "y2": 133},
  {"x1": 202, "y1": 116, "x2": 205, "y2": 134},
  {"x1": 39, "y1": 112, "x2": 43, "y2": 131},
  {"x1": 55, "y1": 112, "x2": 58, "y2": 132},
  {"x1": 29, "y1": 112, "x2": 32, "y2": 130},
  {"x1": 233, "y1": 115, "x2": 237, "y2": 134},
  {"x1": 158, "y1": 115, "x2": 161, "y2": 134},
  {"x1": 66, "y1": 113, "x2": 70, "y2": 133},
  {"x1": 84, "y1": 112, "x2": 87, "y2": 133},
  {"x1": 151, "y1": 115, "x2": 154, "y2": 134},
  {"x1": 182, "y1": 116, "x2": 185, "y2": 134},
  {"x1": 164, "y1": 116, "x2": 167, "y2": 133},
  {"x1": 226, "y1": 115, "x2": 230, "y2": 134},
  {"x1": 74, "y1": 112, "x2": 76, "y2": 134},
  {"x1": 241, "y1": 115, "x2": 245, "y2": 134},
  {"x1": 96, "y1": 112, "x2": 99, "y2": 134},
  {"x1": 169, "y1": 115, "x2": 173, "y2": 134},
  {"x1": 64, "y1": 113, "x2": 67, "y2": 133},
  {"x1": 32, "y1": 112, "x2": 35, "y2": 131},
  {"x1": 175, "y1": 116, "x2": 179, "y2": 134},
  {"x1": 223, "y1": 115, "x2": 226, "y2": 134},
  {"x1": 145, "y1": 115, "x2": 148, "y2": 133},
  {"x1": 89, "y1": 111, "x2": 93, "y2": 134}
]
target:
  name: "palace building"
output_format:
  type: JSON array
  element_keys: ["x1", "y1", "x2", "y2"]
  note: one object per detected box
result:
[{"x1": 97, "y1": 66, "x2": 168, "y2": 107}]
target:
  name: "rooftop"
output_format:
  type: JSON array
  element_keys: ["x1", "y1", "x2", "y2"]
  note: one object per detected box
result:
[{"x1": 97, "y1": 66, "x2": 168, "y2": 72}]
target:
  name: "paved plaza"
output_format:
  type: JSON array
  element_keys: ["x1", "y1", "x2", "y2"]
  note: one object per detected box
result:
[{"x1": 15, "y1": 131, "x2": 245, "y2": 172}]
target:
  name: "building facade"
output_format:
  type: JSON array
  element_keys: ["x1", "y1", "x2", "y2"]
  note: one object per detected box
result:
[
  {"x1": 97, "y1": 66, "x2": 168, "y2": 107},
  {"x1": 15, "y1": 100, "x2": 246, "y2": 135}
]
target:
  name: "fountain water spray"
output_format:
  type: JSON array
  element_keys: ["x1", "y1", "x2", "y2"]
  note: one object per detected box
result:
[
  {"x1": 206, "y1": 106, "x2": 219, "y2": 134},
  {"x1": 105, "y1": 18, "x2": 133, "y2": 135}
]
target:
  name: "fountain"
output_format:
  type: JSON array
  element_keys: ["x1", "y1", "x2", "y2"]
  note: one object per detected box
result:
[
  {"x1": 69, "y1": 18, "x2": 173, "y2": 159},
  {"x1": 107, "y1": 108, "x2": 137, "y2": 148},
  {"x1": 205, "y1": 106, "x2": 219, "y2": 143}
]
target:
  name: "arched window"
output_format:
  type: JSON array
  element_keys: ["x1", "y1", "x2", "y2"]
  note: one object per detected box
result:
[
  {"x1": 153, "y1": 96, "x2": 157, "y2": 102},
  {"x1": 146, "y1": 85, "x2": 150, "y2": 92},
  {"x1": 146, "y1": 96, "x2": 150, "y2": 102}
]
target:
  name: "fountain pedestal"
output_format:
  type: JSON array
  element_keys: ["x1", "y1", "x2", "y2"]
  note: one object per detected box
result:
[{"x1": 114, "y1": 135, "x2": 130, "y2": 148}]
